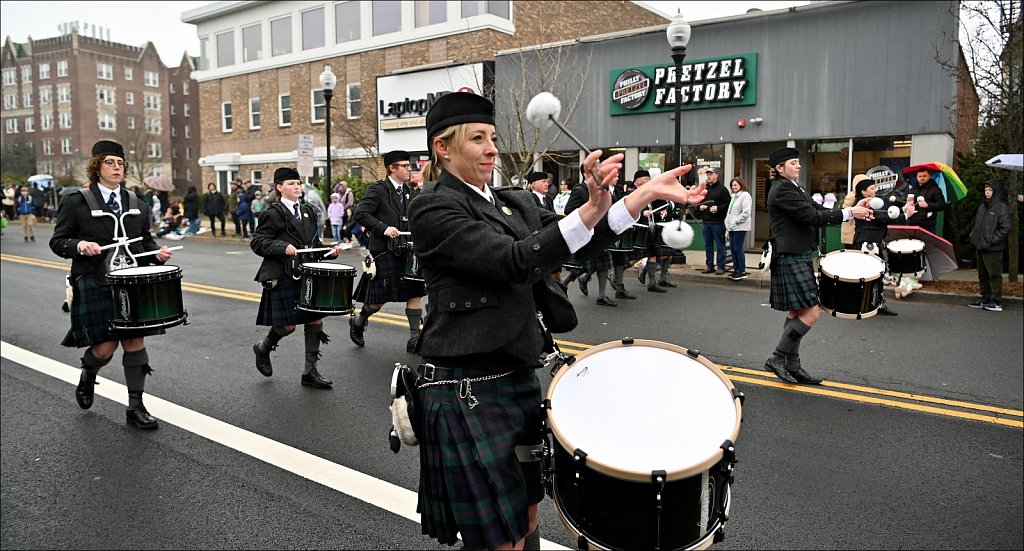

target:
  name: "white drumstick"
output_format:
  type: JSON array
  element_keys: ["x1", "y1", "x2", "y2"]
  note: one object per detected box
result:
[
  {"x1": 132, "y1": 246, "x2": 183, "y2": 258},
  {"x1": 99, "y1": 237, "x2": 142, "y2": 250},
  {"x1": 397, "y1": 231, "x2": 412, "y2": 236},
  {"x1": 295, "y1": 247, "x2": 332, "y2": 253}
]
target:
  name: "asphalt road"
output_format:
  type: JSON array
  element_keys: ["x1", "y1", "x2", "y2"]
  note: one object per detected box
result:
[{"x1": 2, "y1": 226, "x2": 1021, "y2": 550}]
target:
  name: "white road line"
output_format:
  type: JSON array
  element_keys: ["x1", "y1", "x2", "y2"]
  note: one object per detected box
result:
[{"x1": 0, "y1": 341, "x2": 568, "y2": 550}]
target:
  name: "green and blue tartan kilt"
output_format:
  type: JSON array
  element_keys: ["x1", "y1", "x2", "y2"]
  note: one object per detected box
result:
[
  {"x1": 256, "y1": 275, "x2": 324, "y2": 327},
  {"x1": 62, "y1": 274, "x2": 165, "y2": 348},
  {"x1": 353, "y1": 250, "x2": 424, "y2": 305},
  {"x1": 609, "y1": 250, "x2": 632, "y2": 267},
  {"x1": 770, "y1": 252, "x2": 819, "y2": 312},
  {"x1": 582, "y1": 250, "x2": 613, "y2": 273},
  {"x1": 417, "y1": 368, "x2": 544, "y2": 550}
]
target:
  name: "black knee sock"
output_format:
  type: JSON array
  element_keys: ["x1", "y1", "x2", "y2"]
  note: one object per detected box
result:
[
  {"x1": 304, "y1": 324, "x2": 325, "y2": 374},
  {"x1": 82, "y1": 348, "x2": 112, "y2": 375},
  {"x1": 596, "y1": 269, "x2": 609, "y2": 298},
  {"x1": 122, "y1": 348, "x2": 150, "y2": 410},
  {"x1": 775, "y1": 318, "x2": 810, "y2": 357},
  {"x1": 613, "y1": 265, "x2": 625, "y2": 289},
  {"x1": 261, "y1": 326, "x2": 292, "y2": 350},
  {"x1": 356, "y1": 304, "x2": 381, "y2": 326},
  {"x1": 405, "y1": 308, "x2": 422, "y2": 335}
]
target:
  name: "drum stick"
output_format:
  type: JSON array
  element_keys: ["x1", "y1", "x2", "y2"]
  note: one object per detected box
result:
[
  {"x1": 99, "y1": 237, "x2": 142, "y2": 250},
  {"x1": 397, "y1": 231, "x2": 412, "y2": 236},
  {"x1": 295, "y1": 247, "x2": 332, "y2": 253},
  {"x1": 133, "y1": 246, "x2": 183, "y2": 258}
]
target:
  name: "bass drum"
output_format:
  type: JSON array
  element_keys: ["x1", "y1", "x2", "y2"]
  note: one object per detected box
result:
[
  {"x1": 818, "y1": 250, "x2": 885, "y2": 319},
  {"x1": 546, "y1": 339, "x2": 742, "y2": 550}
]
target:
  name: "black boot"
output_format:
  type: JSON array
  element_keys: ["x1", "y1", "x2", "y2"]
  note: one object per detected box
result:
[
  {"x1": 126, "y1": 391, "x2": 159, "y2": 430},
  {"x1": 254, "y1": 327, "x2": 290, "y2": 376},
  {"x1": 349, "y1": 316, "x2": 366, "y2": 347},
  {"x1": 75, "y1": 370, "x2": 99, "y2": 410},
  {"x1": 785, "y1": 354, "x2": 823, "y2": 385},
  {"x1": 764, "y1": 354, "x2": 798, "y2": 384}
]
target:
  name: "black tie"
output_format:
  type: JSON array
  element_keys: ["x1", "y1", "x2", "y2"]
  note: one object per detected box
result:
[
  {"x1": 293, "y1": 203, "x2": 301, "y2": 220},
  {"x1": 107, "y1": 192, "x2": 121, "y2": 216}
]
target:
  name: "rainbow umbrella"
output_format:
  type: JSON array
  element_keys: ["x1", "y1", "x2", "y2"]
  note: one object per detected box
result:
[{"x1": 901, "y1": 162, "x2": 968, "y2": 201}]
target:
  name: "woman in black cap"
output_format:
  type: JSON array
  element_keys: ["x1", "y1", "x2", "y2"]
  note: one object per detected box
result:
[
  {"x1": 50, "y1": 140, "x2": 174, "y2": 429},
  {"x1": 852, "y1": 176, "x2": 915, "y2": 316},
  {"x1": 408, "y1": 92, "x2": 705, "y2": 550},
  {"x1": 251, "y1": 167, "x2": 342, "y2": 389},
  {"x1": 763, "y1": 147, "x2": 873, "y2": 385}
]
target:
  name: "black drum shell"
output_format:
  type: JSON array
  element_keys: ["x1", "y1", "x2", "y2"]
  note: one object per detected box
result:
[
  {"x1": 107, "y1": 266, "x2": 187, "y2": 330},
  {"x1": 297, "y1": 263, "x2": 355, "y2": 315}
]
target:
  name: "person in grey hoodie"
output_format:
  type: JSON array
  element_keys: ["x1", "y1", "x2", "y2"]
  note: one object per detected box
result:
[{"x1": 968, "y1": 180, "x2": 1011, "y2": 312}]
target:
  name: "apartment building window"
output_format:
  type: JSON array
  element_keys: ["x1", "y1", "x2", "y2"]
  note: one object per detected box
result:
[
  {"x1": 124, "y1": 67, "x2": 133, "y2": 80},
  {"x1": 144, "y1": 93, "x2": 160, "y2": 110},
  {"x1": 184, "y1": 103, "x2": 190, "y2": 117},
  {"x1": 148, "y1": 142, "x2": 161, "y2": 158},
  {"x1": 170, "y1": 104, "x2": 176, "y2": 115},
  {"x1": 99, "y1": 113, "x2": 116, "y2": 130},
  {"x1": 5, "y1": 119, "x2": 17, "y2": 134},
  {"x1": 199, "y1": 37, "x2": 209, "y2": 70},
  {"x1": 252, "y1": 170, "x2": 262, "y2": 185},
  {"x1": 3, "y1": 94, "x2": 16, "y2": 109},
  {"x1": 187, "y1": 168, "x2": 193, "y2": 181},
  {"x1": 42, "y1": 139, "x2": 53, "y2": 155},
  {"x1": 184, "y1": 125, "x2": 191, "y2": 138},
  {"x1": 462, "y1": 0, "x2": 509, "y2": 18},
  {"x1": 415, "y1": 0, "x2": 448, "y2": 26},
  {"x1": 58, "y1": 85, "x2": 71, "y2": 103},
  {"x1": 144, "y1": 71, "x2": 159, "y2": 87},
  {"x1": 127, "y1": 116, "x2": 135, "y2": 129},
  {"x1": 24, "y1": 116, "x2": 34, "y2": 132},
  {"x1": 302, "y1": 7, "x2": 325, "y2": 50},
  {"x1": 23, "y1": 91, "x2": 33, "y2": 107},
  {"x1": 21, "y1": 65, "x2": 32, "y2": 83},
  {"x1": 249, "y1": 97, "x2": 261, "y2": 129},
  {"x1": 59, "y1": 112, "x2": 72, "y2": 129},
  {"x1": 125, "y1": 91, "x2": 134, "y2": 105},
  {"x1": 170, "y1": 82, "x2": 176, "y2": 94},
  {"x1": 271, "y1": 17, "x2": 292, "y2": 56},
  {"x1": 146, "y1": 117, "x2": 161, "y2": 134},
  {"x1": 56, "y1": 60, "x2": 68, "y2": 77},
  {"x1": 38, "y1": 63, "x2": 50, "y2": 79},
  {"x1": 41, "y1": 114, "x2": 53, "y2": 130},
  {"x1": 183, "y1": 81, "x2": 190, "y2": 95},
  {"x1": 243, "y1": 23, "x2": 262, "y2": 62},
  {"x1": 222, "y1": 101, "x2": 233, "y2": 132},
  {"x1": 97, "y1": 62, "x2": 113, "y2": 80},
  {"x1": 186, "y1": 146, "x2": 192, "y2": 160},
  {"x1": 217, "y1": 31, "x2": 235, "y2": 67},
  {"x1": 373, "y1": 2, "x2": 402, "y2": 36},
  {"x1": 347, "y1": 83, "x2": 361, "y2": 119},
  {"x1": 335, "y1": 2, "x2": 361, "y2": 43},
  {"x1": 311, "y1": 90, "x2": 325, "y2": 123},
  {"x1": 2, "y1": 68, "x2": 15, "y2": 85},
  {"x1": 97, "y1": 87, "x2": 115, "y2": 105},
  {"x1": 279, "y1": 94, "x2": 291, "y2": 126},
  {"x1": 147, "y1": 165, "x2": 162, "y2": 177},
  {"x1": 61, "y1": 138, "x2": 72, "y2": 154},
  {"x1": 172, "y1": 147, "x2": 178, "y2": 159},
  {"x1": 171, "y1": 126, "x2": 177, "y2": 137}
]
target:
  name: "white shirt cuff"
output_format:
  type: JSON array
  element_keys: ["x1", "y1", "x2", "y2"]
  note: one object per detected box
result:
[
  {"x1": 558, "y1": 209, "x2": 594, "y2": 253},
  {"x1": 842, "y1": 207, "x2": 853, "y2": 222},
  {"x1": 608, "y1": 200, "x2": 639, "y2": 234}
]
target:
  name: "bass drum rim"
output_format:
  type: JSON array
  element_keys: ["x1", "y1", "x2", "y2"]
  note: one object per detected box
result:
[
  {"x1": 818, "y1": 250, "x2": 884, "y2": 284},
  {"x1": 546, "y1": 339, "x2": 742, "y2": 483}
]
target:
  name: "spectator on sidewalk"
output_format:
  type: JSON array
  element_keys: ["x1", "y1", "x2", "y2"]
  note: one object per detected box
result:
[
  {"x1": 968, "y1": 180, "x2": 1011, "y2": 312},
  {"x1": 699, "y1": 167, "x2": 730, "y2": 275},
  {"x1": 17, "y1": 186, "x2": 36, "y2": 242},
  {"x1": 724, "y1": 177, "x2": 752, "y2": 280},
  {"x1": 203, "y1": 183, "x2": 227, "y2": 236}
]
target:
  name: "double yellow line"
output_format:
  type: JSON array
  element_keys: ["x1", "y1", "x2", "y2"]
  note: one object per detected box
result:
[{"x1": 3, "y1": 253, "x2": 1021, "y2": 428}]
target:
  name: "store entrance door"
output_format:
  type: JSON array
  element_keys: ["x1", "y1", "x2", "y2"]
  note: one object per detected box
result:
[{"x1": 752, "y1": 157, "x2": 771, "y2": 248}]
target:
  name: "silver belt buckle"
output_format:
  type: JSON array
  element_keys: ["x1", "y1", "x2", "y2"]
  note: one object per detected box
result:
[{"x1": 421, "y1": 363, "x2": 438, "y2": 382}]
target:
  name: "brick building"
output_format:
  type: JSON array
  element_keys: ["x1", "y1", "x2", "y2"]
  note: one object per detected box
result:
[
  {"x1": 182, "y1": 0, "x2": 668, "y2": 190},
  {"x1": 0, "y1": 24, "x2": 200, "y2": 194}
]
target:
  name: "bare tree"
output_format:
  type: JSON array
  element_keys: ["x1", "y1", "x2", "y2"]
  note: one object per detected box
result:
[
  {"x1": 121, "y1": 114, "x2": 160, "y2": 191},
  {"x1": 332, "y1": 114, "x2": 381, "y2": 180}
]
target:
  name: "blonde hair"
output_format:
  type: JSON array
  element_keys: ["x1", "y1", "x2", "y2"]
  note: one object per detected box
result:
[{"x1": 422, "y1": 124, "x2": 472, "y2": 182}]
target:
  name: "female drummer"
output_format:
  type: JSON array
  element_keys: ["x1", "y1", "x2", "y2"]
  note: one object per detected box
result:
[
  {"x1": 50, "y1": 140, "x2": 174, "y2": 430},
  {"x1": 852, "y1": 177, "x2": 916, "y2": 316},
  {"x1": 251, "y1": 167, "x2": 341, "y2": 389},
  {"x1": 763, "y1": 148, "x2": 873, "y2": 385},
  {"x1": 408, "y1": 92, "x2": 704, "y2": 551}
]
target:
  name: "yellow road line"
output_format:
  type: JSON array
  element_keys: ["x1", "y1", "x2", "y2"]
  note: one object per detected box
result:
[{"x1": 3, "y1": 253, "x2": 1020, "y2": 426}]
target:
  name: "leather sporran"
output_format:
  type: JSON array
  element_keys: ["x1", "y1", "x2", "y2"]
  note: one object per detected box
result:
[
  {"x1": 532, "y1": 273, "x2": 578, "y2": 333},
  {"x1": 389, "y1": 363, "x2": 420, "y2": 452}
]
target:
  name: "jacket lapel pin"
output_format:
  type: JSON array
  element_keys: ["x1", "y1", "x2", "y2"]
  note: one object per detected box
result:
[{"x1": 501, "y1": 206, "x2": 513, "y2": 216}]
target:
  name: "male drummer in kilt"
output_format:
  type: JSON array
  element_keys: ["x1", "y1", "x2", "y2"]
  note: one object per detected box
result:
[
  {"x1": 564, "y1": 164, "x2": 618, "y2": 306},
  {"x1": 251, "y1": 167, "x2": 342, "y2": 389},
  {"x1": 764, "y1": 147, "x2": 873, "y2": 384},
  {"x1": 349, "y1": 150, "x2": 425, "y2": 353},
  {"x1": 635, "y1": 170, "x2": 678, "y2": 293},
  {"x1": 50, "y1": 140, "x2": 175, "y2": 429}
]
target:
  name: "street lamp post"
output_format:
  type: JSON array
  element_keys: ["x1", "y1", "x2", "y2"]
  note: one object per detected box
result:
[
  {"x1": 319, "y1": 66, "x2": 337, "y2": 192},
  {"x1": 666, "y1": 10, "x2": 691, "y2": 175}
]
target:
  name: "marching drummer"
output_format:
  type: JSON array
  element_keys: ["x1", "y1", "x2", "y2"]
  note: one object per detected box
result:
[
  {"x1": 251, "y1": 167, "x2": 342, "y2": 389},
  {"x1": 349, "y1": 150, "x2": 425, "y2": 354},
  {"x1": 50, "y1": 139, "x2": 174, "y2": 429},
  {"x1": 763, "y1": 148, "x2": 873, "y2": 385},
  {"x1": 852, "y1": 175, "x2": 916, "y2": 316}
]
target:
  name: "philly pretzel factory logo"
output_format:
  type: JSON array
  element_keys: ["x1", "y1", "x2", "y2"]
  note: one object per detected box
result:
[{"x1": 865, "y1": 165, "x2": 899, "y2": 197}]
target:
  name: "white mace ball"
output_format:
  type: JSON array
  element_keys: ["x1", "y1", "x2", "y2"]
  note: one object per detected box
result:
[
  {"x1": 887, "y1": 205, "x2": 900, "y2": 219},
  {"x1": 525, "y1": 92, "x2": 561, "y2": 130},
  {"x1": 659, "y1": 221, "x2": 694, "y2": 249},
  {"x1": 869, "y1": 197, "x2": 884, "y2": 210}
]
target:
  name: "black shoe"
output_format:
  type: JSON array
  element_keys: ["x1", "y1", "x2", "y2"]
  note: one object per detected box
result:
[
  {"x1": 647, "y1": 285, "x2": 667, "y2": 293},
  {"x1": 638, "y1": 266, "x2": 647, "y2": 285},
  {"x1": 789, "y1": 366, "x2": 823, "y2": 385},
  {"x1": 126, "y1": 407, "x2": 159, "y2": 430},
  {"x1": 658, "y1": 279, "x2": 677, "y2": 288},
  {"x1": 253, "y1": 342, "x2": 273, "y2": 376},
  {"x1": 75, "y1": 371, "x2": 98, "y2": 410},
  {"x1": 578, "y1": 273, "x2": 590, "y2": 296},
  {"x1": 349, "y1": 316, "x2": 365, "y2": 347},
  {"x1": 878, "y1": 306, "x2": 898, "y2": 316},
  {"x1": 301, "y1": 367, "x2": 333, "y2": 389},
  {"x1": 407, "y1": 333, "x2": 420, "y2": 354},
  {"x1": 595, "y1": 296, "x2": 617, "y2": 307},
  {"x1": 30, "y1": 236, "x2": 35, "y2": 242},
  {"x1": 615, "y1": 289, "x2": 637, "y2": 300},
  {"x1": 764, "y1": 355, "x2": 799, "y2": 384}
]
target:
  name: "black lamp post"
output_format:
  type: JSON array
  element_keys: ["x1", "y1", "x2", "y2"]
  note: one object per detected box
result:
[
  {"x1": 319, "y1": 66, "x2": 337, "y2": 190},
  {"x1": 666, "y1": 10, "x2": 691, "y2": 176}
]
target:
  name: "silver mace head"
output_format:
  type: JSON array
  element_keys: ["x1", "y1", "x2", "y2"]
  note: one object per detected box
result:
[{"x1": 525, "y1": 92, "x2": 606, "y2": 191}]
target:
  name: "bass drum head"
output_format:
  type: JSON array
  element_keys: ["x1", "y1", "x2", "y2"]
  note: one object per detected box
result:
[
  {"x1": 108, "y1": 265, "x2": 180, "y2": 277},
  {"x1": 886, "y1": 238, "x2": 925, "y2": 254},
  {"x1": 819, "y1": 250, "x2": 884, "y2": 282},
  {"x1": 300, "y1": 262, "x2": 356, "y2": 276},
  {"x1": 547, "y1": 339, "x2": 741, "y2": 482}
]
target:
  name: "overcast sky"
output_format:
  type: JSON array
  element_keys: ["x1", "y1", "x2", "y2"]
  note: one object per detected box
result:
[{"x1": 0, "y1": 1, "x2": 809, "y2": 67}]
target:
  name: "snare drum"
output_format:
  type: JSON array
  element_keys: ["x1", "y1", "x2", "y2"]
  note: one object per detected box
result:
[
  {"x1": 818, "y1": 250, "x2": 885, "y2": 319},
  {"x1": 399, "y1": 242, "x2": 424, "y2": 283},
  {"x1": 107, "y1": 265, "x2": 188, "y2": 331},
  {"x1": 547, "y1": 339, "x2": 742, "y2": 551},
  {"x1": 886, "y1": 239, "x2": 926, "y2": 275},
  {"x1": 609, "y1": 224, "x2": 650, "y2": 253},
  {"x1": 296, "y1": 262, "x2": 356, "y2": 315}
]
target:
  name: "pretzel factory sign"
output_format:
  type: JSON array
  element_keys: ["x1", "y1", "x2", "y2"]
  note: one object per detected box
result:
[{"x1": 610, "y1": 53, "x2": 757, "y2": 116}]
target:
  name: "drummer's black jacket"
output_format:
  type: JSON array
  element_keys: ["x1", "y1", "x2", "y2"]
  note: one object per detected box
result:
[
  {"x1": 767, "y1": 177, "x2": 844, "y2": 255},
  {"x1": 854, "y1": 207, "x2": 906, "y2": 248},
  {"x1": 50, "y1": 185, "x2": 163, "y2": 278},
  {"x1": 353, "y1": 178, "x2": 417, "y2": 253},
  {"x1": 251, "y1": 200, "x2": 324, "y2": 282}
]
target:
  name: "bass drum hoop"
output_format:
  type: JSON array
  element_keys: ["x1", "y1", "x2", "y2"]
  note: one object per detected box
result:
[
  {"x1": 299, "y1": 262, "x2": 356, "y2": 277},
  {"x1": 107, "y1": 265, "x2": 183, "y2": 284}
]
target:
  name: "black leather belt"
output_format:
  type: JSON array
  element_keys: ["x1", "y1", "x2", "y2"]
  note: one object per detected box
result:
[{"x1": 415, "y1": 363, "x2": 514, "y2": 383}]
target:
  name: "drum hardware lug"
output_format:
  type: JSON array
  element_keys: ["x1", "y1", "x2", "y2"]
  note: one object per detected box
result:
[
  {"x1": 651, "y1": 470, "x2": 667, "y2": 551},
  {"x1": 621, "y1": 337, "x2": 635, "y2": 345},
  {"x1": 563, "y1": 354, "x2": 577, "y2": 366},
  {"x1": 731, "y1": 388, "x2": 745, "y2": 404},
  {"x1": 714, "y1": 526, "x2": 726, "y2": 543},
  {"x1": 686, "y1": 348, "x2": 700, "y2": 358},
  {"x1": 577, "y1": 535, "x2": 589, "y2": 550},
  {"x1": 573, "y1": 448, "x2": 587, "y2": 466},
  {"x1": 719, "y1": 440, "x2": 736, "y2": 463},
  {"x1": 651, "y1": 470, "x2": 667, "y2": 484},
  {"x1": 542, "y1": 398, "x2": 552, "y2": 410}
]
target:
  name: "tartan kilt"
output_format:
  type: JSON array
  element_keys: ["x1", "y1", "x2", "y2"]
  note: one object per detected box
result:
[
  {"x1": 610, "y1": 250, "x2": 632, "y2": 267},
  {"x1": 770, "y1": 252, "x2": 820, "y2": 312},
  {"x1": 256, "y1": 275, "x2": 324, "y2": 326},
  {"x1": 62, "y1": 274, "x2": 165, "y2": 348},
  {"x1": 417, "y1": 369, "x2": 544, "y2": 550},
  {"x1": 582, "y1": 250, "x2": 613, "y2": 273},
  {"x1": 354, "y1": 250, "x2": 424, "y2": 304}
]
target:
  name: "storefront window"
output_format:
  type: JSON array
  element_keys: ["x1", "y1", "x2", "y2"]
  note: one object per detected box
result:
[{"x1": 807, "y1": 136, "x2": 910, "y2": 198}]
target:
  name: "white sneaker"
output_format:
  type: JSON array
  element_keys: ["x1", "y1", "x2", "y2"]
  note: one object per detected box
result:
[{"x1": 982, "y1": 301, "x2": 1003, "y2": 312}]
